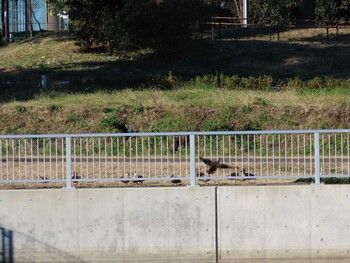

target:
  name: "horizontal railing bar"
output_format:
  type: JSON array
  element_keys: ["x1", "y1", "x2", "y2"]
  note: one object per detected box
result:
[
  {"x1": 1, "y1": 129, "x2": 350, "y2": 139},
  {"x1": 0, "y1": 179, "x2": 65, "y2": 183},
  {"x1": 0, "y1": 157, "x2": 348, "y2": 164}
]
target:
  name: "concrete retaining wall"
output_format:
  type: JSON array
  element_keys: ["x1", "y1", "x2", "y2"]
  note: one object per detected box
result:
[
  {"x1": 1, "y1": 185, "x2": 350, "y2": 262},
  {"x1": 218, "y1": 185, "x2": 350, "y2": 262},
  {"x1": 0, "y1": 188, "x2": 216, "y2": 262}
]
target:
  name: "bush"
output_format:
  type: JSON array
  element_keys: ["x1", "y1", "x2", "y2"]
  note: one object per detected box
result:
[
  {"x1": 117, "y1": 0, "x2": 204, "y2": 50},
  {"x1": 66, "y1": 0, "x2": 205, "y2": 52}
]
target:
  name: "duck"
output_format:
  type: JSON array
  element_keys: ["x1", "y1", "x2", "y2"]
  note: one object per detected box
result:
[
  {"x1": 199, "y1": 156, "x2": 232, "y2": 174},
  {"x1": 228, "y1": 167, "x2": 240, "y2": 180},
  {"x1": 197, "y1": 169, "x2": 211, "y2": 182},
  {"x1": 132, "y1": 172, "x2": 145, "y2": 184},
  {"x1": 37, "y1": 175, "x2": 49, "y2": 183},
  {"x1": 242, "y1": 168, "x2": 256, "y2": 179},
  {"x1": 170, "y1": 175, "x2": 182, "y2": 184},
  {"x1": 71, "y1": 171, "x2": 81, "y2": 180},
  {"x1": 120, "y1": 172, "x2": 131, "y2": 183}
]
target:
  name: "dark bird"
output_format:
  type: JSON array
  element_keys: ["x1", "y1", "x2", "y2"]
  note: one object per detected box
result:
[
  {"x1": 199, "y1": 156, "x2": 232, "y2": 174},
  {"x1": 173, "y1": 135, "x2": 190, "y2": 152},
  {"x1": 132, "y1": 172, "x2": 145, "y2": 184},
  {"x1": 228, "y1": 167, "x2": 240, "y2": 180},
  {"x1": 118, "y1": 124, "x2": 135, "y2": 142},
  {"x1": 71, "y1": 171, "x2": 81, "y2": 180},
  {"x1": 170, "y1": 175, "x2": 182, "y2": 184},
  {"x1": 242, "y1": 168, "x2": 256, "y2": 179},
  {"x1": 71, "y1": 171, "x2": 81, "y2": 188},
  {"x1": 197, "y1": 170, "x2": 211, "y2": 182},
  {"x1": 37, "y1": 175, "x2": 49, "y2": 183},
  {"x1": 120, "y1": 172, "x2": 130, "y2": 184}
]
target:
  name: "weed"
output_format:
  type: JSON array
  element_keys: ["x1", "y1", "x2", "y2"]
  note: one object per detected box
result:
[
  {"x1": 254, "y1": 97, "x2": 267, "y2": 106},
  {"x1": 306, "y1": 77, "x2": 323, "y2": 90},
  {"x1": 261, "y1": 114, "x2": 273, "y2": 122},
  {"x1": 242, "y1": 105, "x2": 253, "y2": 114},
  {"x1": 14, "y1": 122, "x2": 25, "y2": 129},
  {"x1": 148, "y1": 112, "x2": 194, "y2": 132},
  {"x1": 15, "y1": 105, "x2": 27, "y2": 113},
  {"x1": 48, "y1": 104, "x2": 62, "y2": 112},
  {"x1": 132, "y1": 105, "x2": 144, "y2": 114},
  {"x1": 241, "y1": 120, "x2": 261, "y2": 131},
  {"x1": 99, "y1": 114, "x2": 126, "y2": 132},
  {"x1": 202, "y1": 120, "x2": 230, "y2": 131},
  {"x1": 102, "y1": 107, "x2": 122, "y2": 114},
  {"x1": 67, "y1": 114, "x2": 82, "y2": 123},
  {"x1": 285, "y1": 77, "x2": 304, "y2": 90}
]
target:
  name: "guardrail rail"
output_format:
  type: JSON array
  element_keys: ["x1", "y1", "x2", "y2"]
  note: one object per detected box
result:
[{"x1": 1, "y1": 130, "x2": 350, "y2": 188}]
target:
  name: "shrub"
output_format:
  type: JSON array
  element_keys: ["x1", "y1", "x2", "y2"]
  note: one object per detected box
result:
[
  {"x1": 15, "y1": 105, "x2": 27, "y2": 113},
  {"x1": 202, "y1": 119, "x2": 230, "y2": 131},
  {"x1": 67, "y1": 114, "x2": 82, "y2": 123},
  {"x1": 48, "y1": 105, "x2": 62, "y2": 112},
  {"x1": 99, "y1": 114, "x2": 128, "y2": 132}
]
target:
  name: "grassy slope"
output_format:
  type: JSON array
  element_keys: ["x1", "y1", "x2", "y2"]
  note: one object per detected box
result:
[{"x1": 1, "y1": 30, "x2": 350, "y2": 134}]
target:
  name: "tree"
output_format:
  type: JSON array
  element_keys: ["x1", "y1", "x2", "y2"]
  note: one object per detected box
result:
[
  {"x1": 48, "y1": 0, "x2": 205, "y2": 52},
  {"x1": 315, "y1": 0, "x2": 350, "y2": 21},
  {"x1": 31, "y1": 0, "x2": 44, "y2": 31}
]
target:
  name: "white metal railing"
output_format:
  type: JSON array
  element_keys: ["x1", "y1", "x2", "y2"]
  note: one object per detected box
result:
[{"x1": 1, "y1": 130, "x2": 350, "y2": 188}]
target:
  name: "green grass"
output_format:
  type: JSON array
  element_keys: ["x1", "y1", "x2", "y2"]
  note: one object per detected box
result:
[{"x1": 1, "y1": 30, "x2": 350, "y2": 134}]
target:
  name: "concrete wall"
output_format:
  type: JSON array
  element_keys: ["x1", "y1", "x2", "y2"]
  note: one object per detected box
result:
[
  {"x1": 0, "y1": 187, "x2": 216, "y2": 262},
  {"x1": 218, "y1": 185, "x2": 350, "y2": 262},
  {"x1": 1, "y1": 185, "x2": 350, "y2": 262}
]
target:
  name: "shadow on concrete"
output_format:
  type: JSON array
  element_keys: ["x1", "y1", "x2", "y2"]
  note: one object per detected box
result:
[
  {"x1": 0, "y1": 226, "x2": 13, "y2": 263},
  {"x1": 0, "y1": 226, "x2": 88, "y2": 262}
]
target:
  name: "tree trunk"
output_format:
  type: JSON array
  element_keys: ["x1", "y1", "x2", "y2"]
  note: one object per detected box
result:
[{"x1": 298, "y1": 0, "x2": 315, "y2": 21}]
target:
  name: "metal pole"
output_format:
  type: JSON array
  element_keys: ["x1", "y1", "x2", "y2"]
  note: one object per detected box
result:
[
  {"x1": 314, "y1": 132, "x2": 320, "y2": 184},
  {"x1": 243, "y1": 0, "x2": 248, "y2": 27},
  {"x1": 190, "y1": 134, "x2": 196, "y2": 186},
  {"x1": 24, "y1": 0, "x2": 28, "y2": 38},
  {"x1": 41, "y1": 75, "x2": 47, "y2": 89},
  {"x1": 65, "y1": 136, "x2": 73, "y2": 189},
  {"x1": 5, "y1": 0, "x2": 9, "y2": 40}
]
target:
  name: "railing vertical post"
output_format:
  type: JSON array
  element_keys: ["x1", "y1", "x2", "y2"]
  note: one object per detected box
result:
[
  {"x1": 190, "y1": 134, "x2": 196, "y2": 187},
  {"x1": 65, "y1": 136, "x2": 73, "y2": 189},
  {"x1": 314, "y1": 132, "x2": 320, "y2": 185}
]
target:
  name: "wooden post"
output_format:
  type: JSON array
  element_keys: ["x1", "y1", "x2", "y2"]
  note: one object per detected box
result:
[{"x1": 336, "y1": 20, "x2": 339, "y2": 39}]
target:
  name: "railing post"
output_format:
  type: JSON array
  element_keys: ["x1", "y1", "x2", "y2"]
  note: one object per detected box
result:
[
  {"x1": 314, "y1": 132, "x2": 320, "y2": 185},
  {"x1": 190, "y1": 134, "x2": 196, "y2": 187},
  {"x1": 65, "y1": 136, "x2": 73, "y2": 189}
]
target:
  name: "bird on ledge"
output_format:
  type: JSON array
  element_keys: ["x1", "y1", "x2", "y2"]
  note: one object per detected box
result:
[{"x1": 199, "y1": 156, "x2": 232, "y2": 174}]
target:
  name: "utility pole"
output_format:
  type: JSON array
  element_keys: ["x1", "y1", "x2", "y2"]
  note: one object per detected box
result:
[
  {"x1": 243, "y1": 0, "x2": 248, "y2": 27},
  {"x1": 3, "y1": 0, "x2": 9, "y2": 39},
  {"x1": 25, "y1": 0, "x2": 32, "y2": 38}
]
